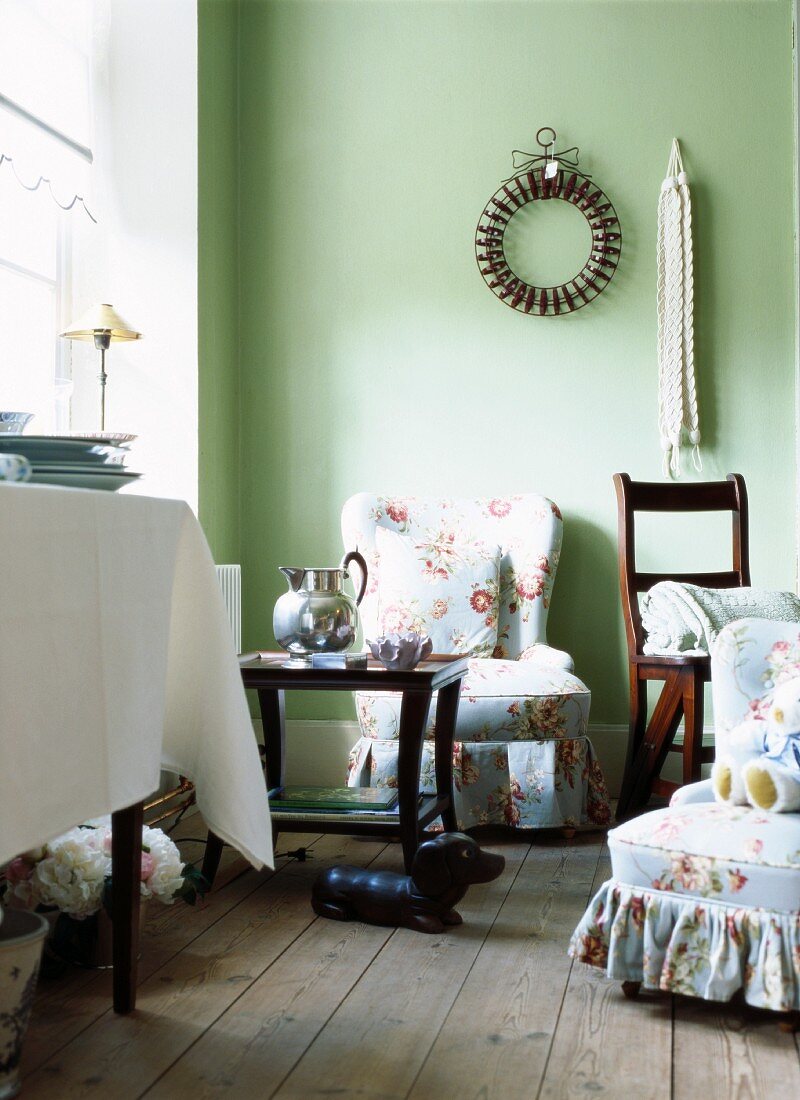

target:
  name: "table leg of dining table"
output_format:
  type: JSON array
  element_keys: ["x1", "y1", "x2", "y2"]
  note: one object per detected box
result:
[
  {"x1": 203, "y1": 687, "x2": 286, "y2": 887},
  {"x1": 396, "y1": 689, "x2": 433, "y2": 875},
  {"x1": 433, "y1": 679, "x2": 461, "y2": 833},
  {"x1": 111, "y1": 800, "x2": 144, "y2": 1014}
]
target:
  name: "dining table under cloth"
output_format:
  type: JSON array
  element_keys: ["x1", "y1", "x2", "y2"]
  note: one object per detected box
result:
[{"x1": 0, "y1": 480, "x2": 273, "y2": 874}]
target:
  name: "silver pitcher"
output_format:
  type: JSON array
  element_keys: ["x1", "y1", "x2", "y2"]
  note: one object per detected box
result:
[{"x1": 273, "y1": 550, "x2": 368, "y2": 665}]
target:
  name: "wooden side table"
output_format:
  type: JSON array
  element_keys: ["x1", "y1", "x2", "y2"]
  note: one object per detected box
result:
[{"x1": 202, "y1": 654, "x2": 468, "y2": 880}]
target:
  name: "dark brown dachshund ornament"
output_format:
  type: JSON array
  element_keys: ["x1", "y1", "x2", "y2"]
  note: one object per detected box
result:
[{"x1": 311, "y1": 832, "x2": 505, "y2": 934}]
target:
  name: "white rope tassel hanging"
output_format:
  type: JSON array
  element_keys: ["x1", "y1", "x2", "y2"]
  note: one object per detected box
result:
[{"x1": 656, "y1": 139, "x2": 701, "y2": 477}]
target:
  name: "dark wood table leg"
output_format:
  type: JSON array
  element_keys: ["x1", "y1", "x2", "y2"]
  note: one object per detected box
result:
[
  {"x1": 201, "y1": 831, "x2": 225, "y2": 889},
  {"x1": 432, "y1": 679, "x2": 461, "y2": 833},
  {"x1": 259, "y1": 687, "x2": 286, "y2": 792},
  {"x1": 396, "y1": 689, "x2": 433, "y2": 874},
  {"x1": 111, "y1": 800, "x2": 143, "y2": 1014}
]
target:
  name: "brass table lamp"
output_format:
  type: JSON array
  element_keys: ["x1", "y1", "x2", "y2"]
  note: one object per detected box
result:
[{"x1": 60, "y1": 304, "x2": 142, "y2": 430}]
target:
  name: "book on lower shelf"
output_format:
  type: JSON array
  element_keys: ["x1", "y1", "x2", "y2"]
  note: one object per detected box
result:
[
  {"x1": 268, "y1": 785, "x2": 399, "y2": 812},
  {"x1": 269, "y1": 807, "x2": 403, "y2": 824}
]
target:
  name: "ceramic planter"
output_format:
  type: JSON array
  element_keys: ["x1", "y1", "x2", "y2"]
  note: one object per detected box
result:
[
  {"x1": 49, "y1": 900, "x2": 149, "y2": 970},
  {"x1": 0, "y1": 908, "x2": 48, "y2": 1100}
]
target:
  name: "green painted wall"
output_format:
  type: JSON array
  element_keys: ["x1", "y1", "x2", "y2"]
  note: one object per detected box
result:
[
  {"x1": 201, "y1": 0, "x2": 797, "y2": 744},
  {"x1": 198, "y1": 0, "x2": 241, "y2": 563}
]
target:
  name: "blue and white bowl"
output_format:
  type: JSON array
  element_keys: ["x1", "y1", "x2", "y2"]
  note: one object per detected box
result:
[
  {"x1": 0, "y1": 412, "x2": 33, "y2": 435},
  {"x1": 0, "y1": 454, "x2": 32, "y2": 482}
]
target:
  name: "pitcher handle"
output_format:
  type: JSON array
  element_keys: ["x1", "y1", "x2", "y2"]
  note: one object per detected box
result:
[{"x1": 341, "y1": 549, "x2": 368, "y2": 606}]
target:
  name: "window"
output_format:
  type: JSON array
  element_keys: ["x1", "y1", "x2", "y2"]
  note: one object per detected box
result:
[
  {"x1": 0, "y1": 0, "x2": 93, "y2": 433},
  {"x1": 0, "y1": 169, "x2": 71, "y2": 432}
]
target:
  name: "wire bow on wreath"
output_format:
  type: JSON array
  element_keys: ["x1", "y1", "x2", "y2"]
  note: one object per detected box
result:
[{"x1": 503, "y1": 143, "x2": 589, "y2": 183}]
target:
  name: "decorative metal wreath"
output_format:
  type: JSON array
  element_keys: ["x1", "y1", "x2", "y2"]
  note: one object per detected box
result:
[{"x1": 475, "y1": 128, "x2": 621, "y2": 316}]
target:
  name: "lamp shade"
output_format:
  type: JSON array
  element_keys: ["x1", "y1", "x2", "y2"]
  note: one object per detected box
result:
[{"x1": 60, "y1": 303, "x2": 141, "y2": 342}]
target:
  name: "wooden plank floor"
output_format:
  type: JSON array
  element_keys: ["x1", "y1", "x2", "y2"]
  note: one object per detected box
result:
[{"x1": 20, "y1": 822, "x2": 800, "y2": 1099}]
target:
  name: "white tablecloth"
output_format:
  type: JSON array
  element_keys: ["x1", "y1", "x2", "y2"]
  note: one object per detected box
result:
[{"x1": 0, "y1": 482, "x2": 272, "y2": 870}]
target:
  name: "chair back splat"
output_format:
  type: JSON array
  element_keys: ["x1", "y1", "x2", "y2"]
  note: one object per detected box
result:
[
  {"x1": 614, "y1": 472, "x2": 750, "y2": 658},
  {"x1": 612, "y1": 472, "x2": 750, "y2": 818}
]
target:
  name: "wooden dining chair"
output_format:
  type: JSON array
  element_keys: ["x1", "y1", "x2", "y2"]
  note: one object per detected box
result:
[{"x1": 613, "y1": 472, "x2": 750, "y2": 819}]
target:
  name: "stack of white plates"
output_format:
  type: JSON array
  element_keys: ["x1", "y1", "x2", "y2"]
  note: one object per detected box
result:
[{"x1": 0, "y1": 434, "x2": 142, "y2": 491}]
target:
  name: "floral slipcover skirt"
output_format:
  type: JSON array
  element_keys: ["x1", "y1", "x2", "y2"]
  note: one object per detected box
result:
[
  {"x1": 346, "y1": 658, "x2": 611, "y2": 830},
  {"x1": 569, "y1": 803, "x2": 800, "y2": 1011}
]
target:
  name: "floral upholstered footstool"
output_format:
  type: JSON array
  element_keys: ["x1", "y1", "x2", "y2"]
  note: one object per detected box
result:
[
  {"x1": 570, "y1": 618, "x2": 800, "y2": 1015},
  {"x1": 569, "y1": 802, "x2": 800, "y2": 1011}
]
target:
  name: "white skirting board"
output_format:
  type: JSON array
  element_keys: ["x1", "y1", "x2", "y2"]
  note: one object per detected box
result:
[{"x1": 253, "y1": 719, "x2": 716, "y2": 799}]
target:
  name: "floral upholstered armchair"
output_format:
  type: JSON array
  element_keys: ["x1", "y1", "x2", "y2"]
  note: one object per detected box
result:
[
  {"x1": 570, "y1": 618, "x2": 800, "y2": 1015},
  {"x1": 341, "y1": 494, "x2": 610, "y2": 831}
]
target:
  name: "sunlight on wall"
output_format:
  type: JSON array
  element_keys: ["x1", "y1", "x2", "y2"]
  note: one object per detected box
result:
[{"x1": 72, "y1": 0, "x2": 198, "y2": 509}]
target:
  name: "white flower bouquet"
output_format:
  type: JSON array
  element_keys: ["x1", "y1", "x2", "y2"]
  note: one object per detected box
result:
[{"x1": 4, "y1": 819, "x2": 200, "y2": 920}]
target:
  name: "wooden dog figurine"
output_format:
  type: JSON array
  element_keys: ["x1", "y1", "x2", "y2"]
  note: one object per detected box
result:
[{"x1": 311, "y1": 832, "x2": 505, "y2": 934}]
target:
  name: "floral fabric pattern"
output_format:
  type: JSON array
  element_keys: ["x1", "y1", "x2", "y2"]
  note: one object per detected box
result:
[
  {"x1": 355, "y1": 658, "x2": 590, "y2": 743},
  {"x1": 610, "y1": 803, "x2": 800, "y2": 911},
  {"x1": 340, "y1": 494, "x2": 610, "y2": 831},
  {"x1": 569, "y1": 880, "x2": 799, "y2": 1012},
  {"x1": 375, "y1": 526, "x2": 500, "y2": 657},
  {"x1": 342, "y1": 493, "x2": 563, "y2": 659},
  {"x1": 571, "y1": 620, "x2": 800, "y2": 1013},
  {"x1": 347, "y1": 732, "x2": 610, "y2": 830},
  {"x1": 711, "y1": 618, "x2": 800, "y2": 753},
  {"x1": 347, "y1": 659, "x2": 607, "y2": 828}
]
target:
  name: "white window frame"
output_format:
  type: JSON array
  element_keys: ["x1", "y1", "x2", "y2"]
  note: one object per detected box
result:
[{"x1": 0, "y1": 185, "x2": 73, "y2": 432}]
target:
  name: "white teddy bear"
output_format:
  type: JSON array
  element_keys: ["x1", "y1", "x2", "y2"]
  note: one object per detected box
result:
[{"x1": 712, "y1": 676, "x2": 800, "y2": 813}]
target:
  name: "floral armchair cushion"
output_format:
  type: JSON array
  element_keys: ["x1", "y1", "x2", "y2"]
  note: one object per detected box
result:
[
  {"x1": 348, "y1": 659, "x2": 608, "y2": 831},
  {"x1": 342, "y1": 493, "x2": 563, "y2": 660},
  {"x1": 355, "y1": 658, "x2": 590, "y2": 744},
  {"x1": 375, "y1": 526, "x2": 500, "y2": 657}
]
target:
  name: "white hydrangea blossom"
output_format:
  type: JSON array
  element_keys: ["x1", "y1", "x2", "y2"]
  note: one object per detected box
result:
[
  {"x1": 140, "y1": 826, "x2": 184, "y2": 903},
  {"x1": 10, "y1": 821, "x2": 185, "y2": 917},
  {"x1": 14, "y1": 827, "x2": 110, "y2": 919}
]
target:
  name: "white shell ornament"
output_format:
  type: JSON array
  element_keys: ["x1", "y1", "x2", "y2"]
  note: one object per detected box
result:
[{"x1": 368, "y1": 632, "x2": 433, "y2": 671}]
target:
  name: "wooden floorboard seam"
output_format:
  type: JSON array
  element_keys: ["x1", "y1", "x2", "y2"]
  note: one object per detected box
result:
[
  {"x1": 21, "y1": 854, "x2": 287, "y2": 1073},
  {"x1": 401, "y1": 838, "x2": 535, "y2": 1100},
  {"x1": 137, "y1": 841, "x2": 394, "y2": 1100},
  {"x1": 262, "y1": 923, "x2": 402, "y2": 1100},
  {"x1": 533, "y1": 840, "x2": 607, "y2": 1100},
  {"x1": 670, "y1": 994, "x2": 676, "y2": 1099},
  {"x1": 21, "y1": 830, "x2": 332, "y2": 1086},
  {"x1": 25, "y1": 851, "x2": 287, "y2": 1070},
  {"x1": 140, "y1": 840, "x2": 410, "y2": 1100},
  {"x1": 24, "y1": 828, "x2": 796, "y2": 1100},
  {"x1": 268, "y1": 840, "x2": 532, "y2": 1099}
]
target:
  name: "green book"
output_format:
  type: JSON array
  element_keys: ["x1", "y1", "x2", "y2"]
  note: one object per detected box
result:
[{"x1": 269, "y1": 785, "x2": 399, "y2": 812}]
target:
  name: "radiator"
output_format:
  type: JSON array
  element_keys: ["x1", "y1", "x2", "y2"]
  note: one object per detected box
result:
[{"x1": 215, "y1": 564, "x2": 242, "y2": 653}]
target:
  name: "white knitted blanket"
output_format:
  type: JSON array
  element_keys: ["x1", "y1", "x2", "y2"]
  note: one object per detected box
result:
[{"x1": 641, "y1": 582, "x2": 800, "y2": 656}]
